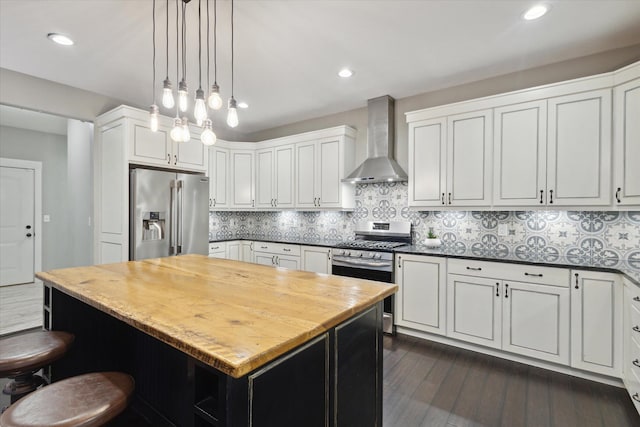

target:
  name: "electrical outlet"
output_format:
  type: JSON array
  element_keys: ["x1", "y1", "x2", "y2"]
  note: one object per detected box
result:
[
  {"x1": 230, "y1": 219, "x2": 237, "y2": 226},
  {"x1": 43, "y1": 214, "x2": 51, "y2": 223},
  {"x1": 498, "y1": 224, "x2": 508, "y2": 236}
]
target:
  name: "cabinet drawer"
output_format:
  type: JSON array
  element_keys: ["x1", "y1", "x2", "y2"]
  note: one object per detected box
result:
[
  {"x1": 209, "y1": 242, "x2": 227, "y2": 253},
  {"x1": 447, "y1": 259, "x2": 569, "y2": 287},
  {"x1": 253, "y1": 242, "x2": 300, "y2": 256}
]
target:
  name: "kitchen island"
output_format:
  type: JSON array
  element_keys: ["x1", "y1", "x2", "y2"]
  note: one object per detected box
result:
[{"x1": 36, "y1": 255, "x2": 396, "y2": 427}]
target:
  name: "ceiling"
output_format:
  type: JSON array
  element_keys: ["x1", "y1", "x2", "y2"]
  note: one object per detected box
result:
[{"x1": 1, "y1": 0, "x2": 640, "y2": 135}]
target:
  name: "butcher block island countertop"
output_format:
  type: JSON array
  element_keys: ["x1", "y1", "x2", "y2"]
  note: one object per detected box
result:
[{"x1": 36, "y1": 254, "x2": 397, "y2": 379}]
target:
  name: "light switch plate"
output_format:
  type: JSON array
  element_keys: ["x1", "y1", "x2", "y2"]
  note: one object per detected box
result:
[
  {"x1": 43, "y1": 214, "x2": 51, "y2": 223},
  {"x1": 498, "y1": 224, "x2": 507, "y2": 236}
]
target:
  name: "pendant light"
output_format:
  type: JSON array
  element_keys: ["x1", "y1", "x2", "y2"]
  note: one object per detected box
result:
[
  {"x1": 170, "y1": 0, "x2": 184, "y2": 142},
  {"x1": 177, "y1": 0, "x2": 188, "y2": 112},
  {"x1": 207, "y1": 0, "x2": 223, "y2": 110},
  {"x1": 193, "y1": 0, "x2": 207, "y2": 126},
  {"x1": 227, "y1": 0, "x2": 238, "y2": 128},
  {"x1": 149, "y1": 0, "x2": 159, "y2": 132},
  {"x1": 200, "y1": 0, "x2": 216, "y2": 145},
  {"x1": 161, "y1": 0, "x2": 175, "y2": 109}
]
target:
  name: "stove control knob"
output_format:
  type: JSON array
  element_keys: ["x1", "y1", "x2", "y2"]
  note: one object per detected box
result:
[
  {"x1": 345, "y1": 251, "x2": 351, "y2": 257},
  {"x1": 357, "y1": 252, "x2": 363, "y2": 257},
  {"x1": 368, "y1": 252, "x2": 375, "y2": 258},
  {"x1": 373, "y1": 253, "x2": 382, "y2": 259}
]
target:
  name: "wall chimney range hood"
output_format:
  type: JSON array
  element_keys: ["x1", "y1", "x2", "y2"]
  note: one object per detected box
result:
[{"x1": 343, "y1": 95, "x2": 408, "y2": 184}]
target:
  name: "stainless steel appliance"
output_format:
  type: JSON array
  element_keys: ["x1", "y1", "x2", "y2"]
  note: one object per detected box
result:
[
  {"x1": 129, "y1": 168, "x2": 209, "y2": 260},
  {"x1": 332, "y1": 221, "x2": 412, "y2": 334}
]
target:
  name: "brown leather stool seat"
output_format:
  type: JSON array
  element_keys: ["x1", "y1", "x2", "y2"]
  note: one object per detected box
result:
[
  {"x1": 0, "y1": 331, "x2": 74, "y2": 402},
  {"x1": 0, "y1": 372, "x2": 135, "y2": 427}
]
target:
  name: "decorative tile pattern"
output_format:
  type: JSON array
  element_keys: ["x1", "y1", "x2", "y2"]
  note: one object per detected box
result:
[{"x1": 209, "y1": 183, "x2": 640, "y2": 269}]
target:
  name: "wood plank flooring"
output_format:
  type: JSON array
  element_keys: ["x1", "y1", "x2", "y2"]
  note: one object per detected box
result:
[
  {"x1": 383, "y1": 334, "x2": 640, "y2": 427},
  {"x1": 2, "y1": 331, "x2": 638, "y2": 426}
]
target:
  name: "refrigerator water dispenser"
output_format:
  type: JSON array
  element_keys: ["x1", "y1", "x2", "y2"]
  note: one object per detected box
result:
[{"x1": 142, "y1": 212, "x2": 165, "y2": 241}]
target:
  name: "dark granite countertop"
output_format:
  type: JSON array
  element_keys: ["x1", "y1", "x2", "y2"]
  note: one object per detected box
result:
[{"x1": 209, "y1": 238, "x2": 640, "y2": 286}]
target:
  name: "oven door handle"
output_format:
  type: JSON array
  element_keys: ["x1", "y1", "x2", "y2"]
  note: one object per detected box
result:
[{"x1": 332, "y1": 257, "x2": 393, "y2": 268}]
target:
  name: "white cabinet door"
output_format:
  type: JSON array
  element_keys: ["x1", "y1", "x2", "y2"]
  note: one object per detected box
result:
[
  {"x1": 174, "y1": 138, "x2": 207, "y2": 172},
  {"x1": 275, "y1": 145, "x2": 294, "y2": 208},
  {"x1": 208, "y1": 147, "x2": 228, "y2": 209},
  {"x1": 493, "y1": 100, "x2": 547, "y2": 206},
  {"x1": 502, "y1": 280, "x2": 570, "y2": 365},
  {"x1": 208, "y1": 241, "x2": 226, "y2": 259},
  {"x1": 226, "y1": 241, "x2": 241, "y2": 261},
  {"x1": 230, "y1": 150, "x2": 255, "y2": 209},
  {"x1": 447, "y1": 274, "x2": 502, "y2": 349},
  {"x1": 395, "y1": 254, "x2": 446, "y2": 335},
  {"x1": 623, "y1": 280, "x2": 640, "y2": 414},
  {"x1": 446, "y1": 109, "x2": 492, "y2": 206},
  {"x1": 255, "y1": 149, "x2": 274, "y2": 208},
  {"x1": 130, "y1": 121, "x2": 171, "y2": 166},
  {"x1": 295, "y1": 141, "x2": 317, "y2": 208},
  {"x1": 241, "y1": 241, "x2": 253, "y2": 263},
  {"x1": 276, "y1": 255, "x2": 300, "y2": 270},
  {"x1": 301, "y1": 246, "x2": 331, "y2": 274},
  {"x1": 254, "y1": 253, "x2": 275, "y2": 266},
  {"x1": 571, "y1": 270, "x2": 622, "y2": 376},
  {"x1": 547, "y1": 89, "x2": 612, "y2": 206},
  {"x1": 614, "y1": 77, "x2": 640, "y2": 206},
  {"x1": 318, "y1": 139, "x2": 341, "y2": 208},
  {"x1": 408, "y1": 118, "x2": 447, "y2": 207}
]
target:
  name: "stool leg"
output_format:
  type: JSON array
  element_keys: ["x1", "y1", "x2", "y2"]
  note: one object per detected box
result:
[{"x1": 2, "y1": 372, "x2": 46, "y2": 403}]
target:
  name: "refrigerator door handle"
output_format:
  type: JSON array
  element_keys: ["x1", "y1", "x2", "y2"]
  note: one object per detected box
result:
[
  {"x1": 177, "y1": 180, "x2": 184, "y2": 254},
  {"x1": 169, "y1": 180, "x2": 176, "y2": 255}
]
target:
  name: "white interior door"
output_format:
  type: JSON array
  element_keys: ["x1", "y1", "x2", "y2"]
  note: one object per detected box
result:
[{"x1": 0, "y1": 165, "x2": 35, "y2": 285}]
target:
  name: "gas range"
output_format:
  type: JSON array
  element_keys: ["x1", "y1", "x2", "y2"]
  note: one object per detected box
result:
[{"x1": 334, "y1": 240, "x2": 408, "y2": 251}]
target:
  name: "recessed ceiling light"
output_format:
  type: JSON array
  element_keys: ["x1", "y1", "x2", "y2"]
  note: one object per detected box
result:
[
  {"x1": 238, "y1": 102, "x2": 249, "y2": 109},
  {"x1": 47, "y1": 33, "x2": 74, "y2": 46},
  {"x1": 523, "y1": 4, "x2": 549, "y2": 20},
  {"x1": 338, "y1": 68, "x2": 353, "y2": 78}
]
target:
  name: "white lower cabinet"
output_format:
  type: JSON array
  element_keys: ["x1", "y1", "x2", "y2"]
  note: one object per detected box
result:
[
  {"x1": 446, "y1": 259, "x2": 570, "y2": 364},
  {"x1": 253, "y1": 242, "x2": 300, "y2": 270},
  {"x1": 208, "y1": 242, "x2": 227, "y2": 259},
  {"x1": 300, "y1": 246, "x2": 331, "y2": 274},
  {"x1": 395, "y1": 254, "x2": 446, "y2": 336},
  {"x1": 571, "y1": 270, "x2": 622, "y2": 377},
  {"x1": 623, "y1": 278, "x2": 640, "y2": 414}
]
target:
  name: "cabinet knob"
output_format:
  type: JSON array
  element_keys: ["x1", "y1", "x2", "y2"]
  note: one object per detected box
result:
[
  {"x1": 616, "y1": 187, "x2": 621, "y2": 203},
  {"x1": 633, "y1": 393, "x2": 640, "y2": 403},
  {"x1": 540, "y1": 190, "x2": 544, "y2": 204},
  {"x1": 26, "y1": 233, "x2": 32, "y2": 237},
  {"x1": 633, "y1": 326, "x2": 640, "y2": 333},
  {"x1": 441, "y1": 193, "x2": 445, "y2": 205},
  {"x1": 26, "y1": 225, "x2": 32, "y2": 229},
  {"x1": 633, "y1": 359, "x2": 640, "y2": 368},
  {"x1": 505, "y1": 284, "x2": 509, "y2": 298},
  {"x1": 574, "y1": 273, "x2": 579, "y2": 289},
  {"x1": 549, "y1": 189, "x2": 554, "y2": 204},
  {"x1": 448, "y1": 192, "x2": 452, "y2": 205},
  {"x1": 174, "y1": 154, "x2": 177, "y2": 165},
  {"x1": 167, "y1": 154, "x2": 171, "y2": 164},
  {"x1": 633, "y1": 296, "x2": 640, "y2": 302},
  {"x1": 496, "y1": 283, "x2": 499, "y2": 297}
]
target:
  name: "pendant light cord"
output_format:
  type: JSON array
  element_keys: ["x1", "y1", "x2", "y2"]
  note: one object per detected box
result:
[
  {"x1": 152, "y1": 0, "x2": 156, "y2": 103},
  {"x1": 214, "y1": 0, "x2": 217, "y2": 85},
  {"x1": 198, "y1": 0, "x2": 202, "y2": 90},
  {"x1": 175, "y1": 0, "x2": 179, "y2": 117},
  {"x1": 231, "y1": 0, "x2": 234, "y2": 97},
  {"x1": 165, "y1": 0, "x2": 169, "y2": 80},
  {"x1": 206, "y1": 0, "x2": 210, "y2": 90},
  {"x1": 182, "y1": 0, "x2": 187, "y2": 81}
]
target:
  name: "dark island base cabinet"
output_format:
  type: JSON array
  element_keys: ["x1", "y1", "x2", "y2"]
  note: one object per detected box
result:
[{"x1": 44, "y1": 286, "x2": 383, "y2": 427}]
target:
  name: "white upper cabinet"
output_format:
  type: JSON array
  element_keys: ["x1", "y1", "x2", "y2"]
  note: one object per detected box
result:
[
  {"x1": 208, "y1": 146, "x2": 229, "y2": 209},
  {"x1": 229, "y1": 150, "x2": 255, "y2": 209},
  {"x1": 547, "y1": 89, "x2": 611, "y2": 206},
  {"x1": 255, "y1": 144, "x2": 295, "y2": 209},
  {"x1": 613, "y1": 62, "x2": 640, "y2": 206},
  {"x1": 493, "y1": 100, "x2": 547, "y2": 206},
  {"x1": 408, "y1": 110, "x2": 491, "y2": 207},
  {"x1": 129, "y1": 117, "x2": 206, "y2": 172}
]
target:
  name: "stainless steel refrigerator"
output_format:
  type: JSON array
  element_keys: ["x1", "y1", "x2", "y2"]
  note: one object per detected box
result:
[{"x1": 130, "y1": 168, "x2": 209, "y2": 260}]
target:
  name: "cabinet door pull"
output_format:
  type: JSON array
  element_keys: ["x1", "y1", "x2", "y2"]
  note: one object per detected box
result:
[
  {"x1": 633, "y1": 326, "x2": 640, "y2": 333},
  {"x1": 317, "y1": 197, "x2": 320, "y2": 207},
  {"x1": 213, "y1": 198, "x2": 216, "y2": 207},
  {"x1": 283, "y1": 248, "x2": 291, "y2": 252},
  {"x1": 466, "y1": 266, "x2": 482, "y2": 271},
  {"x1": 633, "y1": 393, "x2": 640, "y2": 403},
  {"x1": 209, "y1": 198, "x2": 213, "y2": 207},
  {"x1": 496, "y1": 283, "x2": 499, "y2": 297},
  {"x1": 398, "y1": 256, "x2": 402, "y2": 269},
  {"x1": 549, "y1": 189, "x2": 554, "y2": 204},
  {"x1": 174, "y1": 154, "x2": 177, "y2": 165},
  {"x1": 634, "y1": 296, "x2": 640, "y2": 302},
  {"x1": 274, "y1": 199, "x2": 277, "y2": 207},
  {"x1": 616, "y1": 187, "x2": 621, "y2": 203},
  {"x1": 524, "y1": 272, "x2": 543, "y2": 277},
  {"x1": 275, "y1": 256, "x2": 279, "y2": 265},
  {"x1": 252, "y1": 199, "x2": 255, "y2": 207},
  {"x1": 633, "y1": 359, "x2": 640, "y2": 368},
  {"x1": 441, "y1": 193, "x2": 445, "y2": 205},
  {"x1": 167, "y1": 154, "x2": 171, "y2": 164},
  {"x1": 540, "y1": 190, "x2": 544, "y2": 204},
  {"x1": 505, "y1": 284, "x2": 509, "y2": 298},
  {"x1": 260, "y1": 246, "x2": 268, "y2": 249},
  {"x1": 448, "y1": 192, "x2": 452, "y2": 205},
  {"x1": 574, "y1": 273, "x2": 579, "y2": 289},
  {"x1": 272, "y1": 255, "x2": 276, "y2": 265}
]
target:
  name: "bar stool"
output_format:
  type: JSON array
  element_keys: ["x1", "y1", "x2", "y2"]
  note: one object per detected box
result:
[
  {"x1": 0, "y1": 371, "x2": 135, "y2": 427},
  {"x1": 0, "y1": 331, "x2": 74, "y2": 403}
]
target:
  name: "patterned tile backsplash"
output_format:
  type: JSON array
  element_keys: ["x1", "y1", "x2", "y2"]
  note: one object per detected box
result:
[{"x1": 210, "y1": 182, "x2": 640, "y2": 269}]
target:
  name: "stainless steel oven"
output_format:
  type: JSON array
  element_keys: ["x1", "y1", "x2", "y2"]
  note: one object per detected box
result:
[{"x1": 331, "y1": 221, "x2": 412, "y2": 335}]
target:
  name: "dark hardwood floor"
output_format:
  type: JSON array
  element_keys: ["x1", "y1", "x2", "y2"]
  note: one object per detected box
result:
[
  {"x1": 2, "y1": 332, "x2": 638, "y2": 426},
  {"x1": 383, "y1": 334, "x2": 640, "y2": 427}
]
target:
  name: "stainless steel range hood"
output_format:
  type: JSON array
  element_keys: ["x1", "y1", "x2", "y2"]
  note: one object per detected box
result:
[{"x1": 343, "y1": 95, "x2": 408, "y2": 184}]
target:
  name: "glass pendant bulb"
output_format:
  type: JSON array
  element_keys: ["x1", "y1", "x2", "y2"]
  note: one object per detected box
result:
[
  {"x1": 181, "y1": 117, "x2": 191, "y2": 142},
  {"x1": 201, "y1": 119, "x2": 217, "y2": 146},
  {"x1": 207, "y1": 83, "x2": 223, "y2": 110},
  {"x1": 162, "y1": 78, "x2": 175, "y2": 109},
  {"x1": 170, "y1": 117, "x2": 183, "y2": 142},
  {"x1": 178, "y1": 79, "x2": 188, "y2": 112},
  {"x1": 149, "y1": 104, "x2": 159, "y2": 132},
  {"x1": 194, "y1": 88, "x2": 207, "y2": 126},
  {"x1": 227, "y1": 97, "x2": 239, "y2": 128}
]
